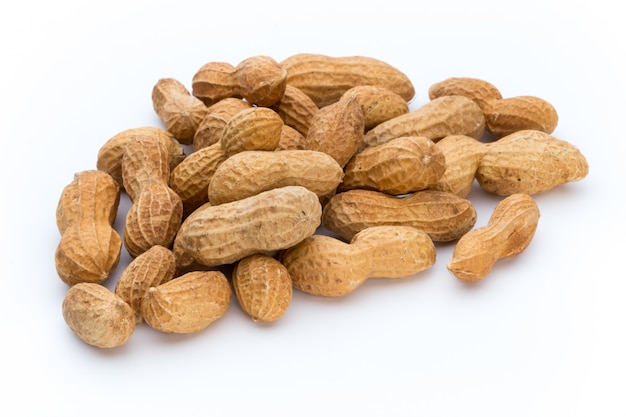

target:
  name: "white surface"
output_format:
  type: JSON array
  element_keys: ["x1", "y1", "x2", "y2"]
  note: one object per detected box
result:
[{"x1": 2, "y1": 1, "x2": 625, "y2": 416}]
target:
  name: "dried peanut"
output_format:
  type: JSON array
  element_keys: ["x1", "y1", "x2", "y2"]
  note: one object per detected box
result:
[
  {"x1": 340, "y1": 136, "x2": 446, "y2": 195},
  {"x1": 476, "y1": 130, "x2": 589, "y2": 195},
  {"x1": 174, "y1": 186, "x2": 322, "y2": 268},
  {"x1": 193, "y1": 98, "x2": 252, "y2": 150},
  {"x1": 192, "y1": 56, "x2": 287, "y2": 107},
  {"x1": 220, "y1": 106, "x2": 283, "y2": 157},
  {"x1": 281, "y1": 53, "x2": 415, "y2": 107},
  {"x1": 62, "y1": 283, "x2": 135, "y2": 348},
  {"x1": 96, "y1": 126, "x2": 185, "y2": 187},
  {"x1": 152, "y1": 78, "x2": 208, "y2": 144},
  {"x1": 114, "y1": 245, "x2": 176, "y2": 323},
  {"x1": 232, "y1": 254, "x2": 292, "y2": 322},
  {"x1": 344, "y1": 85, "x2": 410, "y2": 131},
  {"x1": 322, "y1": 189, "x2": 477, "y2": 242},
  {"x1": 271, "y1": 84, "x2": 319, "y2": 136},
  {"x1": 447, "y1": 194, "x2": 540, "y2": 282},
  {"x1": 281, "y1": 226, "x2": 435, "y2": 297},
  {"x1": 55, "y1": 170, "x2": 121, "y2": 286},
  {"x1": 428, "y1": 77, "x2": 502, "y2": 112},
  {"x1": 276, "y1": 124, "x2": 307, "y2": 150},
  {"x1": 208, "y1": 150, "x2": 344, "y2": 205},
  {"x1": 428, "y1": 135, "x2": 486, "y2": 197},
  {"x1": 122, "y1": 137, "x2": 183, "y2": 257},
  {"x1": 361, "y1": 95, "x2": 485, "y2": 150},
  {"x1": 141, "y1": 271, "x2": 231, "y2": 334},
  {"x1": 484, "y1": 95, "x2": 558, "y2": 138}
]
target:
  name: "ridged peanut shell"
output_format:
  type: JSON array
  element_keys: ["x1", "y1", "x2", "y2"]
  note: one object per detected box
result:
[
  {"x1": 484, "y1": 96, "x2": 558, "y2": 137},
  {"x1": 345, "y1": 85, "x2": 410, "y2": 131},
  {"x1": 208, "y1": 150, "x2": 344, "y2": 205},
  {"x1": 232, "y1": 254, "x2": 292, "y2": 322},
  {"x1": 428, "y1": 77, "x2": 502, "y2": 112},
  {"x1": 281, "y1": 53, "x2": 415, "y2": 107},
  {"x1": 276, "y1": 124, "x2": 307, "y2": 151},
  {"x1": 322, "y1": 189, "x2": 476, "y2": 242},
  {"x1": 220, "y1": 107, "x2": 283, "y2": 156},
  {"x1": 193, "y1": 98, "x2": 252, "y2": 150},
  {"x1": 341, "y1": 136, "x2": 446, "y2": 195},
  {"x1": 62, "y1": 283, "x2": 135, "y2": 348},
  {"x1": 233, "y1": 55, "x2": 287, "y2": 106},
  {"x1": 272, "y1": 84, "x2": 319, "y2": 137},
  {"x1": 476, "y1": 130, "x2": 589, "y2": 195},
  {"x1": 192, "y1": 61, "x2": 238, "y2": 107},
  {"x1": 429, "y1": 135, "x2": 487, "y2": 197},
  {"x1": 141, "y1": 271, "x2": 231, "y2": 334}
]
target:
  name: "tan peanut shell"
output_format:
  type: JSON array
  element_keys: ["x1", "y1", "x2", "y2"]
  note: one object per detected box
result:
[
  {"x1": 476, "y1": 130, "x2": 589, "y2": 195},
  {"x1": 447, "y1": 193, "x2": 540, "y2": 282},
  {"x1": 232, "y1": 254, "x2": 292, "y2": 322},
  {"x1": 276, "y1": 124, "x2": 307, "y2": 150},
  {"x1": 340, "y1": 136, "x2": 446, "y2": 195},
  {"x1": 152, "y1": 78, "x2": 208, "y2": 144},
  {"x1": 96, "y1": 127, "x2": 185, "y2": 187},
  {"x1": 344, "y1": 85, "x2": 410, "y2": 131},
  {"x1": 322, "y1": 189, "x2": 477, "y2": 242},
  {"x1": 484, "y1": 95, "x2": 558, "y2": 138},
  {"x1": 141, "y1": 271, "x2": 231, "y2": 334},
  {"x1": 304, "y1": 93, "x2": 365, "y2": 167},
  {"x1": 114, "y1": 245, "x2": 176, "y2": 323},
  {"x1": 429, "y1": 135, "x2": 487, "y2": 197},
  {"x1": 208, "y1": 150, "x2": 344, "y2": 205},
  {"x1": 271, "y1": 84, "x2": 319, "y2": 136},
  {"x1": 192, "y1": 56, "x2": 287, "y2": 107},
  {"x1": 361, "y1": 95, "x2": 485, "y2": 150},
  {"x1": 122, "y1": 137, "x2": 183, "y2": 257},
  {"x1": 169, "y1": 143, "x2": 228, "y2": 216},
  {"x1": 55, "y1": 170, "x2": 121, "y2": 286},
  {"x1": 281, "y1": 53, "x2": 415, "y2": 107},
  {"x1": 62, "y1": 283, "x2": 135, "y2": 348},
  {"x1": 220, "y1": 106, "x2": 283, "y2": 157},
  {"x1": 193, "y1": 98, "x2": 252, "y2": 150},
  {"x1": 428, "y1": 77, "x2": 503, "y2": 112},
  {"x1": 174, "y1": 186, "x2": 322, "y2": 268},
  {"x1": 281, "y1": 226, "x2": 436, "y2": 297}
]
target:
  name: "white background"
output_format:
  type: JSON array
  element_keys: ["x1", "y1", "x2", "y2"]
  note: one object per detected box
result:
[{"x1": 2, "y1": 1, "x2": 625, "y2": 416}]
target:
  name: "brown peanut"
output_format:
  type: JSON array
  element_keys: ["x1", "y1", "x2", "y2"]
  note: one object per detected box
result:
[
  {"x1": 141, "y1": 271, "x2": 231, "y2": 334},
  {"x1": 281, "y1": 53, "x2": 415, "y2": 107},
  {"x1": 232, "y1": 254, "x2": 292, "y2": 322},
  {"x1": 152, "y1": 78, "x2": 208, "y2": 144},
  {"x1": 208, "y1": 150, "x2": 344, "y2": 205},
  {"x1": 476, "y1": 130, "x2": 589, "y2": 195},
  {"x1": 276, "y1": 124, "x2": 307, "y2": 150},
  {"x1": 193, "y1": 98, "x2": 252, "y2": 150},
  {"x1": 340, "y1": 136, "x2": 446, "y2": 195},
  {"x1": 122, "y1": 137, "x2": 183, "y2": 257},
  {"x1": 484, "y1": 96, "x2": 558, "y2": 138},
  {"x1": 281, "y1": 226, "x2": 435, "y2": 297},
  {"x1": 361, "y1": 95, "x2": 485, "y2": 150},
  {"x1": 55, "y1": 170, "x2": 121, "y2": 286},
  {"x1": 447, "y1": 193, "x2": 540, "y2": 282},
  {"x1": 345, "y1": 85, "x2": 410, "y2": 131},
  {"x1": 192, "y1": 56, "x2": 287, "y2": 107},
  {"x1": 322, "y1": 189, "x2": 477, "y2": 242},
  {"x1": 62, "y1": 283, "x2": 135, "y2": 348},
  {"x1": 428, "y1": 77, "x2": 503, "y2": 112},
  {"x1": 114, "y1": 245, "x2": 176, "y2": 323},
  {"x1": 174, "y1": 186, "x2": 322, "y2": 268},
  {"x1": 220, "y1": 106, "x2": 283, "y2": 157},
  {"x1": 271, "y1": 84, "x2": 319, "y2": 136}
]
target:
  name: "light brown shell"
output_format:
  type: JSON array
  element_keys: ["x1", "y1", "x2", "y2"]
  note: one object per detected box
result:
[
  {"x1": 271, "y1": 84, "x2": 319, "y2": 137},
  {"x1": 476, "y1": 130, "x2": 589, "y2": 195},
  {"x1": 281, "y1": 53, "x2": 415, "y2": 107},
  {"x1": 340, "y1": 136, "x2": 446, "y2": 195},
  {"x1": 220, "y1": 107, "x2": 283, "y2": 157},
  {"x1": 55, "y1": 170, "x2": 121, "y2": 286},
  {"x1": 141, "y1": 271, "x2": 231, "y2": 334},
  {"x1": 208, "y1": 150, "x2": 344, "y2": 205},
  {"x1": 62, "y1": 283, "x2": 135, "y2": 348},
  {"x1": 429, "y1": 135, "x2": 487, "y2": 197},
  {"x1": 232, "y1": 254, "x2": 292, "y2": 322},
  {"x1": 344, "y1": 85, "x2": 410, "y2": 131},
  {"x1": 322, "y1": 189, "x2": 476, "y2": 242},
  {"x1": 193, "y1": 98, "x2": 252, "y2": 151},
  {"x1": 447, "y1": 194, "x2": 540, "y2": 282},
  {"x1": 276, "y1": 124, "x2": 307, "y2": 151},
  {"x1": 484, "y1": 96, "x2": 558, "y2": 138},
  {"x1": 428, "y1": 77, "x2": 503, "y2": 112}
]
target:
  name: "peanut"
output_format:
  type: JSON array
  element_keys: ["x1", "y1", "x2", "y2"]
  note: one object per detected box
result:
[
  {"x1": 152, "y1": 78, "x2": 208, "y2": 144},
  {"x1": 361, "y1": 95, "x2": 485, "y2": 150},
  {"x1": 192, "y1": 56, "x2": 287, "y2": 107},
  {"x1": 114, "y1": 245, "x2": 176, "y2": 323},
  {"x1": 476, "y1": 130, "x2": 589, "y2": 195},
  {"x1": 55, "y1": 170, "x2": 121, "y2": 286},
  {"x1": 447, "y1": 193, "x2": 540, "y2": 282},
  {"x1": 340, "y1": 136, "x2": 446, "y2": 195},
  {"x1": 122, "y1": 137, "x2": 183, "y2": 257},
  {"x1": 281, "y1": 226, "x2": 436, "y2": 297},
  {"x1": 208, "y1": 150, "x2": 344, "y2": 205},
  {"x1": 96, "y1": 126, "x2": 185, "y2": 187},
  {"x1": 220, "y1": 106, "x2": 283, "y2": 157},
  {"x1": 62, "y1": 283, "x2": 135, "y2": 348},
  {"x1": 322, "y1": 189, "x2": 477, "y2": 242},
  {"x1": 484, "y1": 95, "x2": 558, "y2": 138},
  {"x1": 174, "y1": 186, "x2": 322, "y2": 268},
  {"x1": 232, "y1": 254, "x2": 292, "y2": 322},
  {"x1": 271, "y1": 84, "x2": 319, "y2": 136},
  {"x1": 428, "y1": 77, "x2": 502, "y2": 112},
  {"x1": 276, "y1": 124, "x2": 307, "y2": 151},
  {"x1": 345, "y1": 85, "x2": 410, "y2": 131},
  {"x1": 193, "y1": 97, "x2": 252, "y2": 150},
  {"x1": 281, "y1": 53, "x2": 415, "y2": 107},
  {"x1": 141, "y1": 271, "x2": 231, "y2": 334}
]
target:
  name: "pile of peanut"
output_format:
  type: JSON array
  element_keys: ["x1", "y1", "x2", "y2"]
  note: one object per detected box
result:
[{"x1": 56, "y1": 54, "x2": 589, "y2": 348}]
